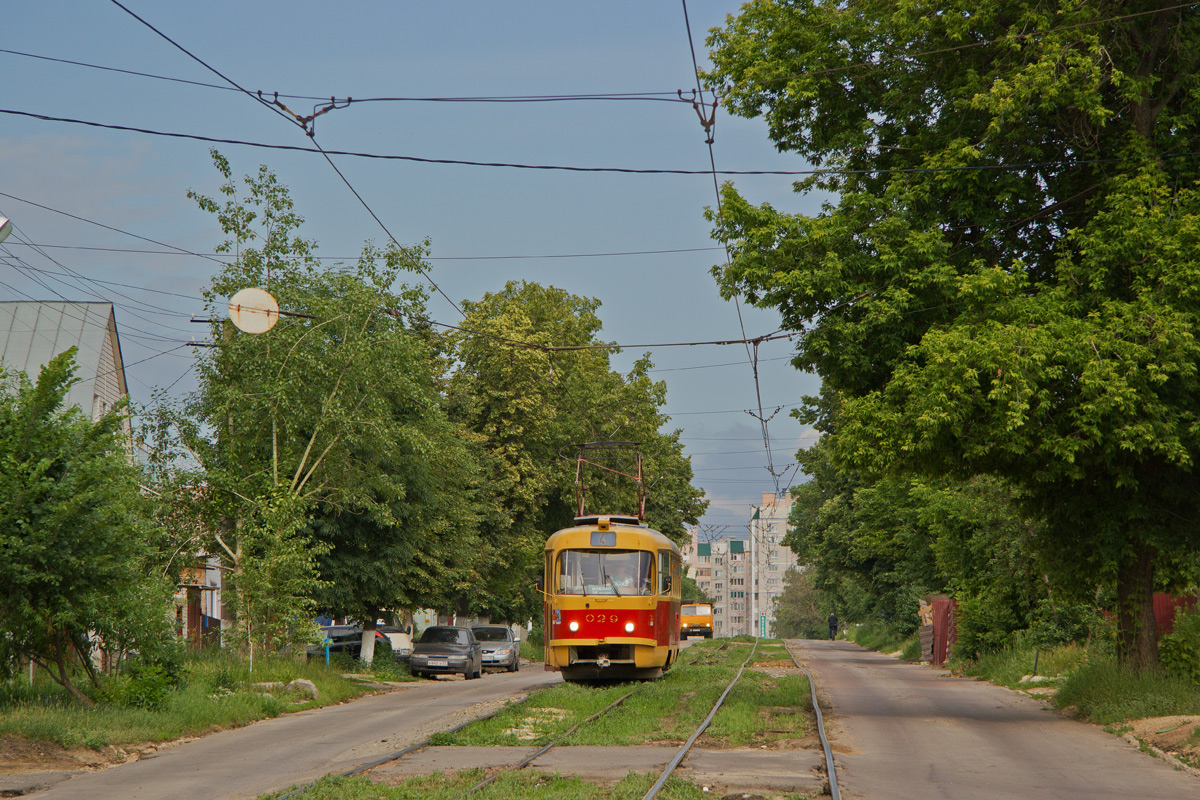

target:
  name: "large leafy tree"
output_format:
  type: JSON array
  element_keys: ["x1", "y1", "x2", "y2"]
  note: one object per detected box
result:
[
  {"x1": 707, "y1": 1, "x2": 1200, "y2": 669},
  {"x1": 147, "y1": 151, "x2": 481, "y2": 661},
  {"x1": 446, "y1": 281, "x2": 707, "y2": 622},
  {"x1": 0, "y1": 351, "x2": 173, "y2": 703}
]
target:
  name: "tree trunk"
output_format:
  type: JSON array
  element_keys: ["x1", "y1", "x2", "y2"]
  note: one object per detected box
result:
[
  {"x1": 360, "y1": 616, "x2": 377, "y2": 664},
  {"x1": 1115, "y1": 540, "x2": 1158, "y2": 671}
]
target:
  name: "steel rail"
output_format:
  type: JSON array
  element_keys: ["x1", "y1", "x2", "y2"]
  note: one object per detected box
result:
[
  {"x1": 446, "y1": 690, "x2": 635, "y2": 800},
  {"x1": 442, "y1": 643, "x2": 715, "y2": 798},
  {"x1": 786, "y1": 644, "x2": 842, "y2": 800},
  {"x1": 277, "y1": 640, "x2": 755, "y2": 799},
  {"x1": 640, "y1": 637, "x2": 761, "y2": 800},
  {"x1": 275, "y1": 704, "x2": 507, "y2": 800}
]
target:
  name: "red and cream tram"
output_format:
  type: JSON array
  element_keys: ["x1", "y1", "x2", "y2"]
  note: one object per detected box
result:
[{"x1": 542, "y1": 514, "x2": 681, "y2": 682}]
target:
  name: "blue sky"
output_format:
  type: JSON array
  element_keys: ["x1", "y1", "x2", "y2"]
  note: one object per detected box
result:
[{"x1": 3, "y1": 1, "x2": 825, "y2": 533}]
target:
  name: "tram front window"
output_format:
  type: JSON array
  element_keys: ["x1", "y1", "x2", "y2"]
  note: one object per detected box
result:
[{"x1": 557, "y1": 550, "x2": 653, "y2": 596}]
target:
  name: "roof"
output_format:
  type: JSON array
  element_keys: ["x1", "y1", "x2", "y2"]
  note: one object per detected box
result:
[{"x1": 0, "y1": 302, "x2": 128, "y2": 418}]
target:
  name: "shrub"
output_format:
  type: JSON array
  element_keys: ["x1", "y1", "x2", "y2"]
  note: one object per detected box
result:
[
  {"x1": 1160, "y1": 607, "x2": 1200, "y2": 684},
  {"x1": 1029, "y1": 599, "x2": 1097, "y2": 649}
]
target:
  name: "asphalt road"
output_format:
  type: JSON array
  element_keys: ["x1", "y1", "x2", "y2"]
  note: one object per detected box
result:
[
  {"x1": 27, "y1": 667, "x2": 561, "y2": 800},
  {"x1": 791, "y1": 639, "x2": 1200, "y2": 800}
]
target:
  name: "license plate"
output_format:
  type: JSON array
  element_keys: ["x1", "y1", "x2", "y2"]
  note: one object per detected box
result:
[{"x1": 429, "y1": 659, "x2": 448, "y2": 667}]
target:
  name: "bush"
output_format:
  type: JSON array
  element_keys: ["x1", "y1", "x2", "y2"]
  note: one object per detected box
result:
[
  {"x1": 102, "y1": 660, "x2": 176, "y2": 711},
  {"x1": 1160, "y1": 607, "x2": 1200, "y2": 684},
  {"x1": 1029, "y1": 599, "x2": 1097, "y2": 649}
]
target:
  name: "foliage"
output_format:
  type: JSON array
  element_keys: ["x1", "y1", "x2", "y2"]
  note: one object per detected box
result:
[
  {"x1": 1160, "y1": 607, "x2": 1200, "y2": 684},
  {"x1": 0, "y1": 351, "x2": 174, "y2": 704},
  {"x1": 772, "y1": 567, "x2": 828, "y2": 640},
  {"x1": 706, "y1": 2, "x2": 1200, "y2": 668},
  {"x1": 145, "y1": 151, "x2": 482, "y2": 659},
  {"x1": 680, "y1": 570, "x2": 712, "y2": 604},
  {"x1": 445, "y1": 281, "x2": 707, "y2": 622},
  {"x1": 844, "y1": 622, "x2": 914, "y2": 656}
]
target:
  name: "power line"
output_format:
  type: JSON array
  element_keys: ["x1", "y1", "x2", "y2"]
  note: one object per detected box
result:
[
  {"x1": 0, "y1": 48, "x2": 690, "y2": 106},
  {"x1": 106, "y1": 0, "x2": 294, "y2": 127},
  {"x1": 3, "y1": 239, "x2": 725, "y2": 263},
  {"x1": 12, "y1": 107, "x2": 1171, "y2": 177}
]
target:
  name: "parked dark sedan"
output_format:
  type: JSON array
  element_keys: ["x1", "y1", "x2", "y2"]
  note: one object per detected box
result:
[
  {"x1": 408, "y1": 626, "x2": 482, "y2": 679},
  {"x1": 306, "y1": 625, "x2": 393, "y2": 662},
  {"x1": 472, "y1": 625, "x2": 520, "y2": 672}
]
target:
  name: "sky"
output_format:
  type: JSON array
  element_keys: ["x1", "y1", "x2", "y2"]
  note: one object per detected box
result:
[{"x1": 3, "y1": 1, "x2": 826, "y2": 536}]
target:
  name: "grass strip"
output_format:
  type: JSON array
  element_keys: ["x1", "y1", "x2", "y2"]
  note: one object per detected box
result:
[
  {"x1": 433, "y1": 639, "x2": 811, "y2": 749},
  {"x1": 266, "y1": 768, "x2": 799, "y2": 800},
  {"x1": 1053, "y1": 656, "x2": 1200, "y2": 725},
  {"x1": 0, "y1": 651, "x2": 398, "y2": 750}
]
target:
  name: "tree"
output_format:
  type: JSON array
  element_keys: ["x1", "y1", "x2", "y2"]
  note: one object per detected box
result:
[
  {"x1": 0, "y1": 351, "x2": 173, "y2": 703},
  {"x1": 773, "y1": 568, "x2": 828, "y2": 640},
  {"x1": 446, "y1": 281, "x2": 708, "y2": 622},
  {"x1": 706, "y1": 1, "x2": 1200, "y2": 669},
  {"x1": 146, "y1": 151, "x2": 481, "y2": 662}
]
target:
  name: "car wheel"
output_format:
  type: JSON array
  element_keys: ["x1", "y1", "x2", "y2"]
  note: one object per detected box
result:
[{"x1": 508, "y1": 658, "x2": 518, "y2": 672}]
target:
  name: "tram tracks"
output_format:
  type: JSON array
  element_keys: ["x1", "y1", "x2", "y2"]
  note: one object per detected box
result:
[{"x1": 276, "y1": 638, "x2": 839, "y2": 799}]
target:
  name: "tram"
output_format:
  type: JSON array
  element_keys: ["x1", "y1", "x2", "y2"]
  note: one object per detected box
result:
[
  {"x1": 540, "y1": 443, "x2": 681, "y2": 682},
  {"x1": 543, "y1": 514, "x2": 681, "y2": 681}
]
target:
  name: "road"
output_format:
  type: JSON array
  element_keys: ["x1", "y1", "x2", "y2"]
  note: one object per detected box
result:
[
  {"x1": 27, "y1": 667, "x2": 561, "y2": 800},
  {"x1": 791, "y1": 639, "x2": 1200, "y2": 800}
]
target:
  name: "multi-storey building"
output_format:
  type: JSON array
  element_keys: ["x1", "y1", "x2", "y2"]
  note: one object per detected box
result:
[
  {"x1": 748, "y1": 493, "x2": 798, "y2": 638},
  {"x1": 682, "y1": 493, "x2": 800, "y2": 638}
]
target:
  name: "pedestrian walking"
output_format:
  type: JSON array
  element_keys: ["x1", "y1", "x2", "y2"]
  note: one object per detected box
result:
[{"x1": 827, "y1": 612, "x2": 838, "y2": 640}]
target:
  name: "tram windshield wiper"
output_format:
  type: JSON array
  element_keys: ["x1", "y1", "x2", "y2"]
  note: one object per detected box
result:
[{"x1": 604, "y1": 572, "x2": 622, "y2": 597}]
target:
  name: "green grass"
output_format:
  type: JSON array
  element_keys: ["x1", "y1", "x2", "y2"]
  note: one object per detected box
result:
[
  {"x1": 268, "y1": 768, "x2": 752, "y2": 800},
  {"x1": 0, "y1": 650, "x2": 397, "y2": 750},
  {"x1": 431, "y1": 638, "x2": 811, "y2": 749},
  {"x1": 845, "y1": 622, "x2": 916, "y2": 655},
  {"x1": 959, "y1": 641, "x2": 1088, "y2": 689},
  {"x1": 1053, "y1": 655, "x2": 1200, "y2": 725}
]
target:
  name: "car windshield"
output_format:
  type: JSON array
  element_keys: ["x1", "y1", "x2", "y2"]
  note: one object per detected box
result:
[
  {"x1": 682, "y1": 604, "x2": 712, "y2": 615},
  {"x1": 472, "y1": 628, "x2": 511, "y2": 642},
  {"x1": 419, "y1": 628, "x2": 468, "y2": 645},
  {"x1": 556, "y1": 549, "x2": 653, "y2": 596}
]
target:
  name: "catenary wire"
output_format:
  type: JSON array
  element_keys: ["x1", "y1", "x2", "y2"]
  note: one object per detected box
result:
[{"x1": 11, "y1": 108, "x2": 1182, "y2": 176}]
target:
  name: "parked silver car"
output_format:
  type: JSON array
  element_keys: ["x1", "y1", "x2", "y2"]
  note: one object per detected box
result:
[
  {"x1": 408, "y1": 626, "x2": 482, "y2": 679},
  {"x1": 472, "y1": 625, "x2": 520, "y2": 672}
]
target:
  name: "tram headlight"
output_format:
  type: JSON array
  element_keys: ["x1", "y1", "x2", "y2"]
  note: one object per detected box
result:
[
  {"x1": 625, "y1": 622, "x2": 635, "y2": 633},
  {"x1": 569, "y1": 621, "x2": 579, "y2": 632}
]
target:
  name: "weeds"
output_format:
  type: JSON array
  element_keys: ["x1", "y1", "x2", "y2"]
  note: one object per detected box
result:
[
  {"x1": 0, "y1": 650, "x2": 385, "y2": 750},
  {"x1": 1053, "y1": 656, "x2": 1200, "y2": 725}
]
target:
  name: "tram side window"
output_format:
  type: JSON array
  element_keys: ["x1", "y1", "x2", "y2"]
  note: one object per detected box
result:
[{"x1": 658, "y1": 550, "x2": 670, "y2": 594}]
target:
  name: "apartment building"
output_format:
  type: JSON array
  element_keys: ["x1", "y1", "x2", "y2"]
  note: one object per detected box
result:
[{"x1": 681, "y1": 492, "x2": 800, "y2": 638}]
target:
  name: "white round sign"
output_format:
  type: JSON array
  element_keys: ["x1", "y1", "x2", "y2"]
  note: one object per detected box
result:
[{"x1": 228, "y1": 287, "x2": 280, "y2": 334}]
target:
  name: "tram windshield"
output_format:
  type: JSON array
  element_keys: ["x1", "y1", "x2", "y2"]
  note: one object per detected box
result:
[{"x1": 556, "y1": 549, "x2": 653, "y2": 596}]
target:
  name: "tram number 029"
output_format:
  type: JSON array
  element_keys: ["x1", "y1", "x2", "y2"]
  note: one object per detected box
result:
[{"x1": 584, "y1": 614, "x2": 619, "y2": 623}]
